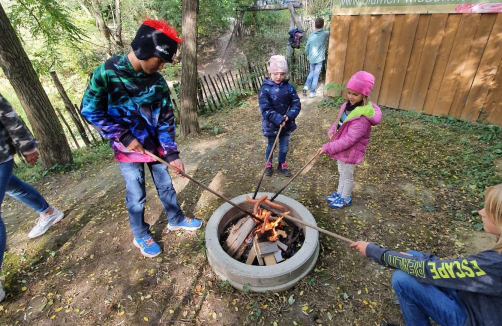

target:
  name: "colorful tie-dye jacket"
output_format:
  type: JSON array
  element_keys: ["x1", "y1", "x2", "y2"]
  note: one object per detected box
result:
[
  {"x1": 81, "y1": 55, "x2": 179, "y2": 163},
  {"x1": 258, "y1": 77, "x2": 301, "y2": 137},
  {"x1": 0, "y1": 94, "x2": 38, "y2": 164},
  {"x1": 367, "y1": 243, "x2": 502, "y2": 326}
]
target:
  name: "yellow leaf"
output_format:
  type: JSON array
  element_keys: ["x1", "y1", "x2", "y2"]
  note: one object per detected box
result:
[
  {"x1": 74, "y1": 309, "x2": 80, "y2": 313},
  {"x1": 144, "y1": 317, "x2": 149, "y2": 321},
  {"x1": 117, "y1": 311, "x2": 125, "y2": 316},
  {"x1": 212, "y1": 312, "x2": 217, "y2": 319},
  {"x1": 299, "y1": 291, "x2": 304, "y2": 296},
  {"x1": 338, "y1": 304, "x2": 342, "y2": 309},
  {"x1": 149, "y1": 269, "x2": 155, "y2": 275},
  {"x1": 21, "y1": 287, "x2": 27, "y2": 292},
  {"x1": 50, "y1": 315, "x2": 56, "y2": 319},
  {"x1": 55, "y1": 307, "x2": 63, "y2": 312},
  {"x1": 301, "y1": 306, "x2": 308, "y2": 311},
  {"x1": 363, "y1": 300, "x2": 368, "y2": 305}
]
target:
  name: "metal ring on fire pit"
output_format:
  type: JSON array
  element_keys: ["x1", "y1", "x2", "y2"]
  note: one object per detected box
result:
[{"x1": 205, "y1": 192, "x2": 319, "y2": 292}]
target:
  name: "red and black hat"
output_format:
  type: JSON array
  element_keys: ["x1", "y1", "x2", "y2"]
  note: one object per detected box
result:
[{"x1": 131, "y1": 19, "x2": 182, "y2": 63}]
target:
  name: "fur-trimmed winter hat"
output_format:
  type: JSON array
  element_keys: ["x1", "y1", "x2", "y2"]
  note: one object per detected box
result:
[
  {"x1": 347, "y1": 71, "x2": 374, "y2": 96},
  {"x1": 131, "y1": 19, "x2": 182, "y2": 63},
  {"x1": 268, "y1": 55, "x2": 288, "y2": 74}
]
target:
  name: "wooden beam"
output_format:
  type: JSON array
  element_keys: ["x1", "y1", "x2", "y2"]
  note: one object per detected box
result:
[{"x1": 239, "y1": 3, "x2": 302, "y2": 11}]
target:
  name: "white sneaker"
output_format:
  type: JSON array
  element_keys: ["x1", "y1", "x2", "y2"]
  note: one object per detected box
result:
[
  {"x1": 309, "y1": 92, "x2": 316, "y2": 98},
  {"x1": 0, "y1": 282, "x2": 5, "y2": 302},
  {"x1": 28, "y1": 207, "x2": 64, "y2": 239},
  {"x1": 302, "y1": 86, "x2": 308, "y2": 96}
]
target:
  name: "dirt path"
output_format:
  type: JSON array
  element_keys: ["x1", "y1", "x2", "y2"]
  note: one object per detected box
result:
[{"x1": 0, "y1": 92, "x2": 488, "y2": 325}]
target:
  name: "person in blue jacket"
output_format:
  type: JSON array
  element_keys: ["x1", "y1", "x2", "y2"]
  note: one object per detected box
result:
[
  {"x1": 351, "y1": 183, "x2": 502, "y2": 326},
  {"x1": 258, "y1": 55, "x2": 301, "y2": 177},
  {"x1": 302, "y1": 17, "x2": 330, "y2": 98}
]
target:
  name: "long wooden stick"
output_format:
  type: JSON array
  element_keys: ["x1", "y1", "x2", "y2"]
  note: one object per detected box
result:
[
  {"x1": 252, "y1": 125, "x2": 283, "y2": 199},
  {"x1": 264, "y1": 205, "x2": 354, "y2": 244},
  {"x1": 145, "y1": 150, "x2": 353, "y2": 244},
  {"x1": 144, "y1": 151, "x2": 262, "y2": 222},
  {"x1": 270, "y1": 151, "x2": 322, "y2": 201}
]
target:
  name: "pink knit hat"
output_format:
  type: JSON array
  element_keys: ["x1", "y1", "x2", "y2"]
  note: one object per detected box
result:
[
  {"x1": 347, "y1": 71, "x2": 374, "y2": 96},
  {"x1": 268, "y1": 55, "x2": 288, "y2": 74}
]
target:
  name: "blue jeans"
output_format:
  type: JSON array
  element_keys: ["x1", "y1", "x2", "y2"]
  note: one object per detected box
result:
[
  {"x1": 304, "y1": 62, "x2": 323, "y2": 93},
  {"x1": 0, "y1": 160, "x2": 13, "y2": 274},
  {"x1": 118, "y1": 161, "x2": 184, "y2": 238},
  {"x1": 391, "y1": 251, "x2": 467, "y2": 326},
  {"x1": 265, "y1": 135, "x2": 290, "y2": 164}
]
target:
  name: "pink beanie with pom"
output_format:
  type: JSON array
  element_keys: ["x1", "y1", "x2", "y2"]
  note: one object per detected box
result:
[
  {"x1": 347, "y1": 71, "x2": 374, "y2": 96},
  {"x1": 268, "y1": 55, "x2": 288, "y2": 74}
]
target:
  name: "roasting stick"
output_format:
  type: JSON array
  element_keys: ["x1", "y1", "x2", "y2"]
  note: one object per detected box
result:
[
  {"x1": 270, "y1": 151, "x2": 322, "y2": 202},
  {"x1": 145, "y1": 150, "x2": 354, "y2": 243},
  {"x1": 252, "y1": 125, "x2": 283, "y2": 199},
  {"x1": 144, "y1": 151, "x2": 263, "y2": 222}
]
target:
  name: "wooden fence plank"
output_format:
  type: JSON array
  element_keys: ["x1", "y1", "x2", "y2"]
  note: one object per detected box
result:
[
  {"x1": 483, "y1": 59, "x2": 502, "y2": 123},
  {"x1": 408, "y1": 14, "x2": 448, "y2": 112},
  {"x1": 362, "y1": 15, "x2": 379, "y2": 74},
  {"x1": 343, "y1": 15, "x2": 370, "y2": 87},
  {"x1": 366, "y1": 14, "x2": 394, "y2": 103},
  {"x1": 326, "y1": 15, "x2": 350, "y2": 96},
  {"x1": 450, "y1": 14, "x2": 497, "y2": 118},
  {"x1": 386, "y1": 14, "x2": 419, "y2": 108},
  {"x1": 422, "y1": 14, "x2": 461, "y2": 115},
  {"x1": 462, "y1": 13, "x2": 502, "y2": 122},
  {"x1": 432, "y1": 14, "x2": 481, "y2": 116},
  {"x1": 378, "y1": 14, "x2": 405, "y2": 105},
  {"x1": 399, "y1": 14, "x2": 430, "y2": 110}
]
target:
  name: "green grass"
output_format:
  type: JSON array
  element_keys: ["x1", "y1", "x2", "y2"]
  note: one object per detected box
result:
[{"x1": 14, "y1": 141, "x2": 113, "y2": 183}]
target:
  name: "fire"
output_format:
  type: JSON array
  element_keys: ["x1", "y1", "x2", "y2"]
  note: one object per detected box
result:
[{"x1": 245, "y1": 195, "x2": 288, "y2": 241}]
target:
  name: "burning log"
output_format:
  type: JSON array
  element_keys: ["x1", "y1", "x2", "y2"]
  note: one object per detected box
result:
[{"x1": 225, "y1": 194, "x2": 298, "y2": 265}]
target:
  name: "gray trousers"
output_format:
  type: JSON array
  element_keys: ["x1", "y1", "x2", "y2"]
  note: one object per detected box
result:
[{"x1": 337, "y1": 160, "x2": 356, "y2": 199}]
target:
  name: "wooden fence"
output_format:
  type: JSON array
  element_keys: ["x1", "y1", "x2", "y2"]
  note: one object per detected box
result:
[{"x1": 326, "y1": 13, "x2": 502, "y2": 126}]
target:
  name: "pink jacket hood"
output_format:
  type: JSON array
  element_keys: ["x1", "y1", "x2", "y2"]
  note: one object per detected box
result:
[{"x1": 322, "y1": 101, "x2": 382, "y2": 164}]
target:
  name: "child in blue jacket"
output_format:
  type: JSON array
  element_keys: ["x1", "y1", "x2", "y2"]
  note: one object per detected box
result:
[{"x1": 258, "y1": 55, "x2": 301, "y2": 177}]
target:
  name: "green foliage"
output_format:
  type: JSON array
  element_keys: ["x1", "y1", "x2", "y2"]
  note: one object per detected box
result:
[
  {"x1": 380, "y1": 108, "x2": 502, "y2": 226},
  {"x1": 14, "y1": 141, "x2": 113, "y2": 183},
  {"x1": 6, "y1": 0, "x2": 86, "y2": 73},
  {"x1": 323, "y1": 82, "x2": 346, "y2": 108},
  {"x1": 200, "y1": 121, "x2": 224, "y2": 135}
]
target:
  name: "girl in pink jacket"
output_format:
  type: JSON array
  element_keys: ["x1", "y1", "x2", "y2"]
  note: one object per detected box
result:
[{"x1": 317, "y1": 71, "x2": 382, "y2": 208}]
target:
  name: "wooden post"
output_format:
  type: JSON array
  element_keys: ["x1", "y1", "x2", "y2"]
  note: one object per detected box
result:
[
  {"x1": 208, "y1": 75, "x2": 224, "y2": 107},
  {"x1": 200, "y1": 76, "x2": 214, "y2": 112},
  {"x1": 73, "y1": 104, "x2": 99, "y2": 143},
  {"x1": 215, "y1": 74, "x2": 229, "y2": 102},
  {"x1": 55, "y1": 107, "x2": 80, "y2": 149},
  {"x1": 50, "y1": 71, "x2": 91, "y2": 146}
]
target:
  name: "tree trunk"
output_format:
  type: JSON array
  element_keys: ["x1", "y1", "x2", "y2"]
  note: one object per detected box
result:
[
  {"x1": 50, "y1": 71, "x2": 91, "y2": 146},
  {"x1": 179, "y1": 0, "x2": 200, "y2": 137},
  {"x1": 89, "y1": 0, "x2": 112, "y2": 56},
  {"x1": 113, "y1": 0, "x2": 124, "y2": 50},
  {"x1": 0, "y1": 4, "x2": 73, "y2": 168}
]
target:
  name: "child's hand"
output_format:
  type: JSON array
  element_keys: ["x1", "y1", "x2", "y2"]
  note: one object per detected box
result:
[
  {"x1": 317, "y1": 147, "x2": 325, "y2": 155},
  {"x1": 350, "y1": 241, "x2": 370, "y2": 256},
  {"x1": 283, "y1": 115, "x2": 289, "y2": 122},
  {"x1": 126, "y1": 139, "x2": 145, "y2": 154},
  {"x1": 328, "y1": 133, "x2": 334, "y2": 140}
]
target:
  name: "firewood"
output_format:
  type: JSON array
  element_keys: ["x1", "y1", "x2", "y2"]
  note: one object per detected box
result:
[
  {"x1": 246, "y1": 245, "x2": 257, "y2": 265},
  {"x1": 225, "y1": 217, "x2": 256, "y2": 256},
  {"x1": 276, "y1": 240, "x2": 288, "y2": 251},
  {"x1": 258, "y1": 242, "x2": 279, "y2": 255},
  {"x1": 253, "y1": 236, "x2": 264, "y2": 266},
  {"x1": 274, "y1": 251, "x2": 283, "y2": 263},
  {"x1": 263, "y1": 253, "x2": 277, "y2": 265}
]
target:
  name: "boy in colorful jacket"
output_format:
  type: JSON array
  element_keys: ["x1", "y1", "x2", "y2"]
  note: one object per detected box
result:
[{"x1": 81, "y1": 19, "x2": 202, "y2": 258}]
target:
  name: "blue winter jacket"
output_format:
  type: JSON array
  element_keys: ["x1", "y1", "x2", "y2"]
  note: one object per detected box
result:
[{"x1": 258, "y1": 77, "x2": 301, "y2": 137}]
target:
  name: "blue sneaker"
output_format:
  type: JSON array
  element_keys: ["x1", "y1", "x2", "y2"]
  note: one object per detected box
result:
[
  {"x1": 325, "y1": 192, "x2": 341, "y2": 202},
  {"x1": 133, "y1": 235, "x2": 162, "y2": 258},
  {"x1": 329, "y1": 196, "x2": 352, "y2": 209},
  {"x1": 167, "y1": 217, "x2": 202, "y2": 231}
]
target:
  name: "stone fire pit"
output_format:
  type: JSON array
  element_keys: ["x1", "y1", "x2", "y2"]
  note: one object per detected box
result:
[{"x1": 205, "y1": 192, "x2": 319, "y2": 292}]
